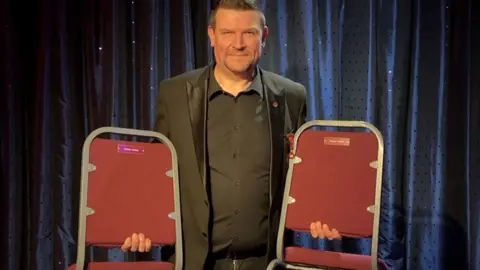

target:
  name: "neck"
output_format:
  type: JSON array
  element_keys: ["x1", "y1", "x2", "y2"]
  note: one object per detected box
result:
[{"x1": 214, "y1": 65, "x2": 256, "y2": 96}]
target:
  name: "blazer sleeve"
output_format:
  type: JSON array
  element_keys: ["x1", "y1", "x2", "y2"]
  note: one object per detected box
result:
[
  {"x1": 297, "y1": 99, "x2": 307, "y2": 129},
  {"x1": 296, "y1": 86, "x2": 308, "y2": 129},
  {"x1": 138, "y1": 83, "x2": 173, "y2": 261},
  {"x1": 153, "y1": 82, "x2": 170, "y2": 138}
]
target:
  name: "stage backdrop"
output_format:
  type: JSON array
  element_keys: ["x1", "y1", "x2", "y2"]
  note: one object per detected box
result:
[{"x1": 1, "y1": 0, "x2": 479, "y2": 269}]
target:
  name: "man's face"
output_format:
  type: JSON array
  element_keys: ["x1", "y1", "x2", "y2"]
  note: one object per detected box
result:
[{"x1": 208, "y1": 8, "x2": 268, "y2": 75}]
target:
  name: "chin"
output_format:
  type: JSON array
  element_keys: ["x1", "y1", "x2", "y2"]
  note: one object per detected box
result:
[
  {"x1": 229, "y1": 67, "x2": 250, "y2": 74},
  {"x1": 226, "y1": 63, "x2": 253, "y2": 74}
]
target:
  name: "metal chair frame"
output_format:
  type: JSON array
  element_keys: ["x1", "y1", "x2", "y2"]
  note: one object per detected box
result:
[
  {"x1": 268, "y1": 120, "x2": 384, "y2": 270},
  {"x1": 73, "y1": 127, "x2": 183, "y2": 270}
]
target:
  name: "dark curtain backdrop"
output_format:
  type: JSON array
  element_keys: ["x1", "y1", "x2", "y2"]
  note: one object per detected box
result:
[{"x1": 1, "y1": 0, "x2": 479, "y2": 269}]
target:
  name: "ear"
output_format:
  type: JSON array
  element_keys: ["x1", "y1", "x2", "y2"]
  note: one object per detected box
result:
[
  {"x1": 261, "y1": 26, "x2": 269, "y2": 46},
  {"x1": 207, "y1": 25, "x2": 215, "y2": 48}
]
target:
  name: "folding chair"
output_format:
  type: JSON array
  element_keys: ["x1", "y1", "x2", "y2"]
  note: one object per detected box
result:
[
  {"x1": 68, "y1": 127, "x2": 183, "y2": 270},
  {"x1": 268, "y1": 120, "x2": 388, "y2": 270}
]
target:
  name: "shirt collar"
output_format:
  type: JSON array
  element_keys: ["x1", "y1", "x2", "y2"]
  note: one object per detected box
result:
[{"x1": 208, "y1": 66, "x2": 263, "y2": 100}]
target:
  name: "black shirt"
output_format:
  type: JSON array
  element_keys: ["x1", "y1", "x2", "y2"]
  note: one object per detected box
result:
[{"x1": 206, "y1": 69, "x2": 271, "y2": 254}]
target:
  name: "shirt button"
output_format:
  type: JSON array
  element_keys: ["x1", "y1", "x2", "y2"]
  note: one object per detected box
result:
[
  {"x1": 235, "y1": 209, "x2": 240, "y2": 214},
  {"x1": 234, "y1": 236, "x2": 239, "y2": 240},
  {"x1": 233, "y1": 153, "x2": 237, "y2": 158},
  {"x1": 235, "y1": 181, "x2": 239, "y2": 186},
  {"x1": 234, "y1": 125, "x2": 239, "y2": 130}
]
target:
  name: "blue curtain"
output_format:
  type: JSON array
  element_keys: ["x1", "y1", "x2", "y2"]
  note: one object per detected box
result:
[{"x1": 1, "y1": 0, "x2": 479, "y2": 269}]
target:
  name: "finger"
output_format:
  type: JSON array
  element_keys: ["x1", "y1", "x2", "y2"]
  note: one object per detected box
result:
[
  {"x1": 145, "y1": 238, "x2": 152, "y2": 252},
  {"x1": 323, "y1": 224, "x2": 333, "y2": 240},
  {"x1": 138, "y1": 233, "x2": 146, "y2": 252},
  {"x1": 310, "y1": 223, "x2": 318, "y2": 238},
  {"x1": 326, "y1": 231, "x2": 334, "y2": 240},
  {"x1": 131, "y1": 233, "x2": 139, "y2": 252},
  {"x1": 332, "y1": 229, "x2": 341, "y2": 240},
  {"x1": 121, "y1": 237, "x2": 132, "y2": 252},
  {"x1": 315, "y1": 221, "x2": 324, "y2": 238}
]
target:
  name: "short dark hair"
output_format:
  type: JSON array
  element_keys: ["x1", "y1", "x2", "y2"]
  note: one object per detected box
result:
[{"x1": 209, "y1": 0, "x2": 266, "y2": 28}]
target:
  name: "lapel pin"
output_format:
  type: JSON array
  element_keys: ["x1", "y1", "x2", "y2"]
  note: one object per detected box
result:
[{"x1": 272, "y1": 101, "x2": 278, "y2": 107}]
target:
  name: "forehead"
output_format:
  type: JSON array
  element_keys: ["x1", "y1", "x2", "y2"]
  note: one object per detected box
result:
[{"x1": 214, "y1": 8, "x2": 262, "y2": 29}]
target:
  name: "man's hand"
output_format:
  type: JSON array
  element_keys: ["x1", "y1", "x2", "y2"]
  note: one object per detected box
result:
[
  {"x1": 121, "y1": 233, "x2": 152, "y2": 252},
  {"x1": 310, "y1": 221, "x2": 342, "y2": 240}
]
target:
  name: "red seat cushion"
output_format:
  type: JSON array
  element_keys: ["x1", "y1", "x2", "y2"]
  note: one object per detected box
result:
[
  {"x1": 285, "y1": 247, "x2": 388, "y2": 270},
  {"x1": 68, "y1": 262, "x2": 174, "y2": 270}
]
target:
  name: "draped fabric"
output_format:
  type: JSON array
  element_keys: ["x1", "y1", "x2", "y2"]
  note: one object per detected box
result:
[{"x1": 1, "y1": 0, "x2": 479, "y2": 269}]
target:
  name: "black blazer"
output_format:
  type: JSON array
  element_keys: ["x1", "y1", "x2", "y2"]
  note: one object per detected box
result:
[{"x1": 153, "y1": 64, "x2": 307, "y2": 269}]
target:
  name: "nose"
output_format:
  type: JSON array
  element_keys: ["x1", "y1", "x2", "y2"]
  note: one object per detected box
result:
[{"x1": 233, "y1": 33, "x2": 246, "y2": 49}]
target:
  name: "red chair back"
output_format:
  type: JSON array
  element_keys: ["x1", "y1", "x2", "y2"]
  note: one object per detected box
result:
[
  {"x1": 285, "y1": 129, "x2": 379, "y2": 237},
  {"x1": 84, "y1": 138, "x2": 176, "y2": 245}
]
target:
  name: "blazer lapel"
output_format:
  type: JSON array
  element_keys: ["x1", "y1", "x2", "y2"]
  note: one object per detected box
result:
[
  {"x1": 185, "y1": 67, "x2": 210, "y2": 187},
  {"x1": 261, "y1": 69, "x2": 291, "y2": 206}
]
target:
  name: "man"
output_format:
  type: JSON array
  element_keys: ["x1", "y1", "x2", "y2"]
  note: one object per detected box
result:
[{"x1": 121, "y1": 0, "x2": 340, "y2": 269}]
